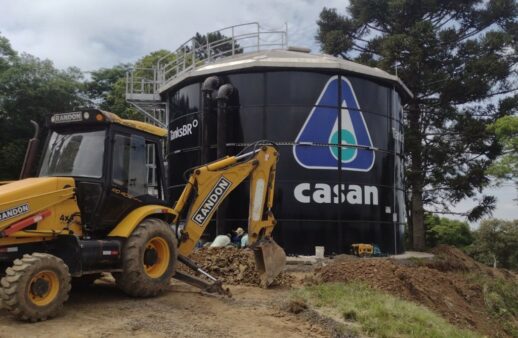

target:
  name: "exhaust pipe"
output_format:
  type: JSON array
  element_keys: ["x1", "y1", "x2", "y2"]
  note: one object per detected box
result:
[{"x1": 19, "y1": 120, "x2": 40, "y2": 179}]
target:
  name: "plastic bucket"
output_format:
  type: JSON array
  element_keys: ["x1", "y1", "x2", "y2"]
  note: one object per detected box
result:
[{"x1": 315, "y1": 246, "x2": 325, "y2": 258}]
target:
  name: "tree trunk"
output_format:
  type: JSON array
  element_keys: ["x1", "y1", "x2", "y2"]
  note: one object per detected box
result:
[
  {"x1": 407, "y1": 100, "x2": 425, "y2": 251},
  {"x1": 411, "y1": 187, "x2": 425, "y2": 250},
  {"x1": 405, "y1": 192, "x2": 413, "y2": 250}
]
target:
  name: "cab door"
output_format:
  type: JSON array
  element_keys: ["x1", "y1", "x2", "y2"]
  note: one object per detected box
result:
[{"x1": 96, "y1": 129, "x2": 166, "y2": 233}]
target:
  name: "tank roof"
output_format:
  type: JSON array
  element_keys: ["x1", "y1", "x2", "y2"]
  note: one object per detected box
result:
[{"x1": 159, "y1": 49, "x2": 412, "y2": 99}]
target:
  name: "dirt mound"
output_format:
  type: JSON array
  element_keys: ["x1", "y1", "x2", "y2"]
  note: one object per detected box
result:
[
  {"x1": 429, "y1": 245, "x2": 517, "y2": 280},
  {"x1": 316, "y1": 248, "x2": 509, "y2": 337},
  {"x1": 179, "y1": 247, "x2": 293, "y2": 287},
  {"x1": 428, "y1": 245, "x2": 486, "y2": 272}
]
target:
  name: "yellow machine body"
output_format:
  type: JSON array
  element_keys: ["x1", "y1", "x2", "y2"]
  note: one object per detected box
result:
[
  {"x1": 0, "y1": 110, "x2": 171, "y2": 249},
  {"x1": 352, "y1": 243, "x2": 374, "y2": 257},
  {"x1": 0, "y1": 110, "x2": 285, "y2": 312},
  {"x1": 0, "y1": 110, "x2": 286, "y2": 322},
  {"x1": 170, "y1": 145, "x2": 285, "y2": 287},
  {"x1": 0, "y1": 177, "x2": 82, "y2": 246},
  {"x1": 108, "y1": 205, "x2": 178, "y2": 238},
  {"x1": 107, "y1": 145, "x2": 286, "y2": 287}
]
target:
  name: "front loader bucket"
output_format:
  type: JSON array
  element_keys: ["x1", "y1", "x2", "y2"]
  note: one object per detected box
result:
[{"x1": 253, "y1": 238, "x2": 286, "y2": 288}]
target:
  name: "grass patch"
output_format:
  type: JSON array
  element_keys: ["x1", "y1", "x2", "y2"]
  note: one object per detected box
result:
[
  {"x1": 468, "y1": 273, "x2": 518, "y2": 336},
  {"x1": 293, "y1": 282, "x2": 480, "y2": 338},
  {"x1": 406, "y1": 257, "x2": 431, "y2": 266}
]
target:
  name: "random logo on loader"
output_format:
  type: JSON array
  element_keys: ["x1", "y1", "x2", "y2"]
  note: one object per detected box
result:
[
  {"x1": 0, "y1": 203, "x2": 30, "y2": 222},
  {"x1": 293, "y1": 76, "x2": 375, "y2": 171},
  {"x1": 191, "y1": 177, "x2": 232, "y2": 225}
]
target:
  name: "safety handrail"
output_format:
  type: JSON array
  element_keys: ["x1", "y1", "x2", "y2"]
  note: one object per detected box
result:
[{"x1": 126, "y1": 22, "x2": 288, "y2": 101}]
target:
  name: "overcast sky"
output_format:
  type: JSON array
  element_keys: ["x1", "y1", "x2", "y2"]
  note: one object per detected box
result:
[
  {"x1": 0, "y1": 0, "x2": 344, "y2": 70},
  {"x1": 0, "y1": 0, "x2": 515, "y2": 223}
]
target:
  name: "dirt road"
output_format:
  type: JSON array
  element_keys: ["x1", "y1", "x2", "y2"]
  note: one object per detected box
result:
[{"x1": 0, "y1": 278, "x2": 327, "y2": 338}]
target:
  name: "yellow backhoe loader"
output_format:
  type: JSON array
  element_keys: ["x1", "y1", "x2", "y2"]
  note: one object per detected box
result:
[{"x1": 0, "y1": 109, "x2": 286, "y2": 321}]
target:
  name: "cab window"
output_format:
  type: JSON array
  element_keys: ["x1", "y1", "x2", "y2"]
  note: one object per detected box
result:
[
  {"x1": 112, "y1": 134, "x2": 146, "y2": 196},
  {"x1": 40, "y1": 130, "x2": 105, "y2": 178},
  {"x1": 146, "y1": 142, "x2": 160, "y2": 198},
  {"x1": 112, "y1": 133, "x2": 163, "y2": 199}
]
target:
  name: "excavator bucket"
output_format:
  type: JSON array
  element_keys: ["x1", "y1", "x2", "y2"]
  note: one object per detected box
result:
[{"x1": 253, "y1": 238, "x2": 286, "y2": 288}]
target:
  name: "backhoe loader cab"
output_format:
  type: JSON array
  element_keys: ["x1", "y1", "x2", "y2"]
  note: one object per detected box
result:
[
  {"x1": 40, "y1": 110, "x2": 168, "y2": 235},
  {"x1": 0, "y1": 109, "x2": 285, "y2": 322}
]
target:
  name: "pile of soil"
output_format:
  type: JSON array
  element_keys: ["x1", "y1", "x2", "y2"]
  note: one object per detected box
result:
[
  {"x1": 178, "y1": 247, "x2": 293, "y2": 287},
  {"x1": 428, "y1": 245, "x2": 488, "y2": 272},
  {"x1": 429, "y1": 245, "x2": 516, "y2": 279},
  {"x1": 316, "y1": 245, "x2": 516, "y2": 337}
]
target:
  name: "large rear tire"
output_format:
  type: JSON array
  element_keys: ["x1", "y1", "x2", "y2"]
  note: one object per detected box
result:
[
  {"x1": 0, "y1": 253, "x2": 71, "y2": 322},
  {"x1": 116, "y1": 218, "x2": 177, "y2": 297}
]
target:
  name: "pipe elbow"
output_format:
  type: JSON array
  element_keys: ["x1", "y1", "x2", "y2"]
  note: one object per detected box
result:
[
  {"x1": 202, "y1": 76, "x2": 220, "y2": 93},
  {"x1": 217, "y1": 84, "x2": 234, "y2": 101}
]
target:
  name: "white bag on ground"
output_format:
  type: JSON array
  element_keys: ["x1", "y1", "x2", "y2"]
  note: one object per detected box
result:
[{"x1": 210, "y1": 235, "x2": 231, "y2": 248}]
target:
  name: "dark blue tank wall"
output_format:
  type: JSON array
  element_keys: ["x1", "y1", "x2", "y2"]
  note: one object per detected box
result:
[{"x1": 166, "y1": 70, "x2": 406, "y2": 255}]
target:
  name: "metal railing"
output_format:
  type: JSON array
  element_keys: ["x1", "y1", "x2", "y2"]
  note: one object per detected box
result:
[
  {"x1": 126, "y1": 22, "x2": 288, "y2": 101},
  {"x1": 125, "y1": 67, "x2": 160, "y2": 100},
  {"x1": 157, "y1": 22, "x2": 288, "y2": 84}
]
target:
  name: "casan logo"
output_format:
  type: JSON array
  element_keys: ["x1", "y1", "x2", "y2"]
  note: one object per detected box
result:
[
  {"x1": 170, "y1": 119, "x2": 198, "y2": 141},
  {"x1": 292, "y1": 76, "x2": 378, "y2": 205},
  {"x1": 294, "y1": 183, "x2": 378, "y2": 205},
  {"x1": 293, "y1": 76, "x2": 375, "y2": 171}
]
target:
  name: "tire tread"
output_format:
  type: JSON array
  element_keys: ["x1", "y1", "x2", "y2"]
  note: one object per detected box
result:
[
  {"x1": 116, "y1": 218, "x2": 177, "y2": 297},
  {"x1": 0, "y1": 253, "x2": 71, "y2": 321}
]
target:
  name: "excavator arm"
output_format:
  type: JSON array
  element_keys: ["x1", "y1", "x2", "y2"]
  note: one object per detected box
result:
[{"x1": 171, "y1": 143, "x2": 286, "y2": 287}]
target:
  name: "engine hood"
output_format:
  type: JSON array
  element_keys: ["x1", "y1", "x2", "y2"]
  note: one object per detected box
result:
[{"x1": 0, "y1": 177, "x2": 75, "y2": 226}]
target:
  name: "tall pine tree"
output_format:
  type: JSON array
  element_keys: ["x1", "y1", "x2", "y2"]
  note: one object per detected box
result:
[{"x1": 316, "y1": 0, "x2": 517, "y2": 249}]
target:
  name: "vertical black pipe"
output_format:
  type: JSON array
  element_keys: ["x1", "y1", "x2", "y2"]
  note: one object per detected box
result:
[
  {"x1": 19, "y1": 120, "x2": 40, "y2": 179},
  {"x1": 216, "y1": 84, "x2": 233, "y2": 158},
  {"x1": 337, "y1": 75, "x2": 343, "y2": 255},
  {"x1": 215, "y1": 84, "x2": 234, "y2": 234},
  {"x1": 201, "y1": 76, "x2": 219, "y2": 165}
]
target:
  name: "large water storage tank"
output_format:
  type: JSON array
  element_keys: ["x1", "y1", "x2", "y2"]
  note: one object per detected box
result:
[{"x1": 162, "y1": 50, "x2": 412, "y2": 255}]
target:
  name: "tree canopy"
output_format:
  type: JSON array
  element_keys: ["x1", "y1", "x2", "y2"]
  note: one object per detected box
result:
[
  {"x1": 468, "y1": 218, "x2": 518, "y2": 269},
  {"x1": 0, "y1": 32, "x2": 177, "y2": 180},
  {"x1": 0, "y1": 36, "x2": 85, "y2": 179},
  {"x1": 487, "y1": 115, "x2": 518, "y2": 195},
  {"x1": 84, "y1": 50, "x2": 175, "y2": 120},
  {"x1": 193, "y1": 31, "x2": 243, "y2": 60},
  {"x1": 85, "y1": 64, "x2": 133, "y2": 118},
  {"x1": 317, "y1": 0, "x2": 518, "y2": 250},
  {"x1": 0, "y1": 35, "x2": 16, "y2": 73},
  {"x1": 85, "y1": 63, "x2": 131, "y2": 109},
  {"x1": 425, "y1": 214, "x2": 473, "y2": 248}
]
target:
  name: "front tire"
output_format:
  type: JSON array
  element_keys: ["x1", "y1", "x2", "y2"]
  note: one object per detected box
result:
[
  {"x1": 1, "y1": 253, "x2": 71, "y2": 322},
  {"x1": 116, "y1": 218, "x2": 177, "y2": 297}
]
